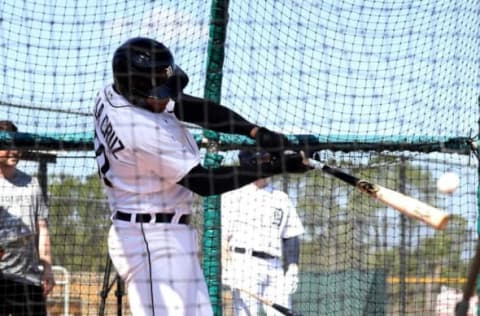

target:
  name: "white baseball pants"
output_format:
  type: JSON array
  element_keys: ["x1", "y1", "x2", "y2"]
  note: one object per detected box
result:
[{"x1": 108, "y1": 221, "x2": 213, "y2": 316}]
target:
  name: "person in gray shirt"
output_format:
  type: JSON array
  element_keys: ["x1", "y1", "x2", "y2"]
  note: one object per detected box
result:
[{"x1": 0, "y1": 120, "x2": 55, "y2": 315}]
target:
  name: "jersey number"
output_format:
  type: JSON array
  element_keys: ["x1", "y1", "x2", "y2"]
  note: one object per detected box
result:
[
  {"x1": 273, "y1": 208, "x2": 283, "y2": 226},
  {"x1": 94, "y1": 135, "x2": 113, "y2": 187}
]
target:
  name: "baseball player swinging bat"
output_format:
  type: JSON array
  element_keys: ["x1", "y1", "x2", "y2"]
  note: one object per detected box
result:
[
  {"x1": 236, "y1": 288, "x2": 302, "y2": 316},
  {"x1": 305, "y1": 156, "x2": 450, "y2": 230}
]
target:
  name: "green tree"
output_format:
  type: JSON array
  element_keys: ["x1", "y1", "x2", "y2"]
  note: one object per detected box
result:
[{"x1": 48, "y1": 173, "x2": 109, "y2": 272}]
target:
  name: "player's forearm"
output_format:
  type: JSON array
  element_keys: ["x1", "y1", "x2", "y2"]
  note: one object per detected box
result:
[
  {"x1": 174, "y1": 94, "x2": 257, "y2": 136},
  {"x1": 38, "y1": 219, "x2": 55, "y2": 295},
  {"x1": 178, "y1": 164, "x2": 279, "y2": 196},
  {"x1": 37, "y1": 220, "x2": 53, "y2": 265}
]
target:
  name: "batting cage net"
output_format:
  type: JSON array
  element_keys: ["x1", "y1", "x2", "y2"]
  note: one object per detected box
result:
[{"x1": 0, "y1": 0, "x2": 478, "y2": 315}]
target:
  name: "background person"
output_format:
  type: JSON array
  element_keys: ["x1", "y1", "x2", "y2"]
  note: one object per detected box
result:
[
  {"x1": 0, "y1": 120, "x2": 55, "y2": 316},
  {"x1": 221, "y1": 151, "x2": 304, "y2": 316}
]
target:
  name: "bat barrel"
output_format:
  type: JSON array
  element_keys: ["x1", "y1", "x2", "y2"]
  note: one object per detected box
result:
[{"x1": 308, "y1": 158, "x2": 450, "y2": 231}]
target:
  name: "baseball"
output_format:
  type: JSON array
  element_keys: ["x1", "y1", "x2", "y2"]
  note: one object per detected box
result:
[{"x1": 436, "y1": 172, "x2": 460, "y2": 194}]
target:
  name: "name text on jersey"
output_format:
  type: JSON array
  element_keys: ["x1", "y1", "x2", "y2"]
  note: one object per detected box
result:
[{"x1": 94, "y1": 100, "x2": 125, "y2": 157}]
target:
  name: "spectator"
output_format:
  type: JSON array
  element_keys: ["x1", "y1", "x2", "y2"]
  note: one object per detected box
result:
[{"x1": 0, "y1": 120, "x2": 55, "y2": 316}]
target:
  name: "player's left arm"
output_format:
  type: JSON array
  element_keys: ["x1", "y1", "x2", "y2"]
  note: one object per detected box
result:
[
  {"x1": 178, "y1": 155, "x2": 308, "y2": 196},
  {"x1": 174, "y1": 93, "x2": 290, "y2": 150},
  {"x1": 283, "y1": 236, "x2": 300, "y2": 294},
  {"x1": 281, "y1": 193, "x2": 304, "y2": 294},
  {"x1": 283, "y1": 236, "x2": 300, "y2": 266}
]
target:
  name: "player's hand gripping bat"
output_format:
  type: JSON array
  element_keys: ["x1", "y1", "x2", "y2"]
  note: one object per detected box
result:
[
  {"x1": 455, "y1": 239, "x2": 480, "y2": 316},
  {"x1": 305, "y1": 155, "x2": 450, "y2": 230},
  {"x1": 236, "y1": 288, "x2": 302, "y2": 316}
]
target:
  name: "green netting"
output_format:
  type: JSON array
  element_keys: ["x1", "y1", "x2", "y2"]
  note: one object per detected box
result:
[
  {"x1": 0, "y1": 131, "x2": 473, "y2": 154},
  {"x1": 0, "y1": 1, "x2": 478, "y2": 315},
  {"x1": 292, "y1": 270, "x2": 388, "y2": 316}
]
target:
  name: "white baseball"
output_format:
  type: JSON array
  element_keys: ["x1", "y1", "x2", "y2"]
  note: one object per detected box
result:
[{"x1": 436, "y1": 172, "x2": 460, "y2": 194}]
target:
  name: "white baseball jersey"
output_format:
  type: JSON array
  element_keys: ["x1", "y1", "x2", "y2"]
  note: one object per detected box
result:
[
  {"x1": 221, "y1": 182, "x2": 304, "y2": 258},
  {"x1": 93, "y1": 84, "x2": 201, "y2": 215},
  {"x1": 94, "y1": 84, "x2": 213, "y2": 316}
]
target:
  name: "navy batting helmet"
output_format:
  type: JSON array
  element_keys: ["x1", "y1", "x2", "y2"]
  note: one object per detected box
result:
[{"x1": 112, "y1": 37, "x2": 189, "y2": 103}]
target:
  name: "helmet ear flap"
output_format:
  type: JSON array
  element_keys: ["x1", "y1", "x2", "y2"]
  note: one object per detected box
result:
[
  {"x1": 167, "y1": 66, "x2": 189, "y2": 99},
  {"x1": 176, "y1": 66, "x2": 189, "y2": 89}
]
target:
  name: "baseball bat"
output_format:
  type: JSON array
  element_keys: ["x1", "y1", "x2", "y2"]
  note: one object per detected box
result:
[
  {"x1": 236, "y1": 288, "x2": 302, "y2": 316},
  {"x1": 455, "y1": 239, "x2": 480, "y2": 316},
  {"x1": 306, "y1": 158, "x2": 450, "y2": 230}
]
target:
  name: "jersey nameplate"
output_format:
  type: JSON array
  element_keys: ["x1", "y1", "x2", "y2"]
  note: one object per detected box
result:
[{"x1": 94, "y1": 100, "x2": 125, "y2": 158}]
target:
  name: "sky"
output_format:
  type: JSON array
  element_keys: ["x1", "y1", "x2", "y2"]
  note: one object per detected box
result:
[{"x1": 0, "y1": 0, "x2": 477, "y2": 136}]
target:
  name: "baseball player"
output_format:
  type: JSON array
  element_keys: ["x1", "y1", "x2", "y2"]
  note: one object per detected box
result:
[
  {"x1": 221, "y1": 152, "x2": 304, "y2": 316},
  {"x1": 93, "y1": 37, "x2": 310, "y2": 316}
]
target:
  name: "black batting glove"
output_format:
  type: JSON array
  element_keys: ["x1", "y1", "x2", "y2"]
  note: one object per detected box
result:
[
  {"x1": 270, "y1": 151, "x2": 310, "y2": 173},
  {"x1": 239, "y1": 150, "x2": 309, "y2": 174},
  {"x1": 254, "y1": 127, "x2": 291, "y2": 155}
]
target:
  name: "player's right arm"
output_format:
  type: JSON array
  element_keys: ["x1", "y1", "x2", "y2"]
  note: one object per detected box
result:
[{"x1": 174, "y1": 93, "x2": 290, "y2": 152}]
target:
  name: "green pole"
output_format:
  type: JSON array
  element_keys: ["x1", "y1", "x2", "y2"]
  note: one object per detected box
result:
[
  {"x1": 477, "y1": 101, "x2": 480, "y2": 316},
  {"x1": 203, "y1": 1, "x2": 229, "y2": 315}
]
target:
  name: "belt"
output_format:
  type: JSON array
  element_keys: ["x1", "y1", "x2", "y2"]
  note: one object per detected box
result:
[
  {"x1": 114, "y1": 211, "x2": 190, "y2": 224},
  {"x1": 233, "y1": 247, "x2": 276, "y2": 260}
]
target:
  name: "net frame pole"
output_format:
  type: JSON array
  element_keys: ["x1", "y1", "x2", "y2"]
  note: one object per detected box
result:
[
  {"x1": 476, "y1": 102, "x2": 480, "y2": 305},
  {"x1": 203, "y1": 1, "x2": 229, "y2": 315}
]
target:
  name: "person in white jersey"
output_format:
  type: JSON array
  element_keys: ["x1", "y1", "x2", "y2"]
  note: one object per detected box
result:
[
  {"x1": 93, "y1": 37, "x2": 311, "y2": 316},
  {"x1": 0, "y1": 120, "x2": 55, "y2": 316},
  {"x1": 222, "y1": 151, "x2": 304, "y2": 316}
]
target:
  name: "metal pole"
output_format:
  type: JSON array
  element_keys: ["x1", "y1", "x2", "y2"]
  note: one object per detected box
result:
[{"x1": 399, "y1": 157, "x2": 407, "y2": 316}]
